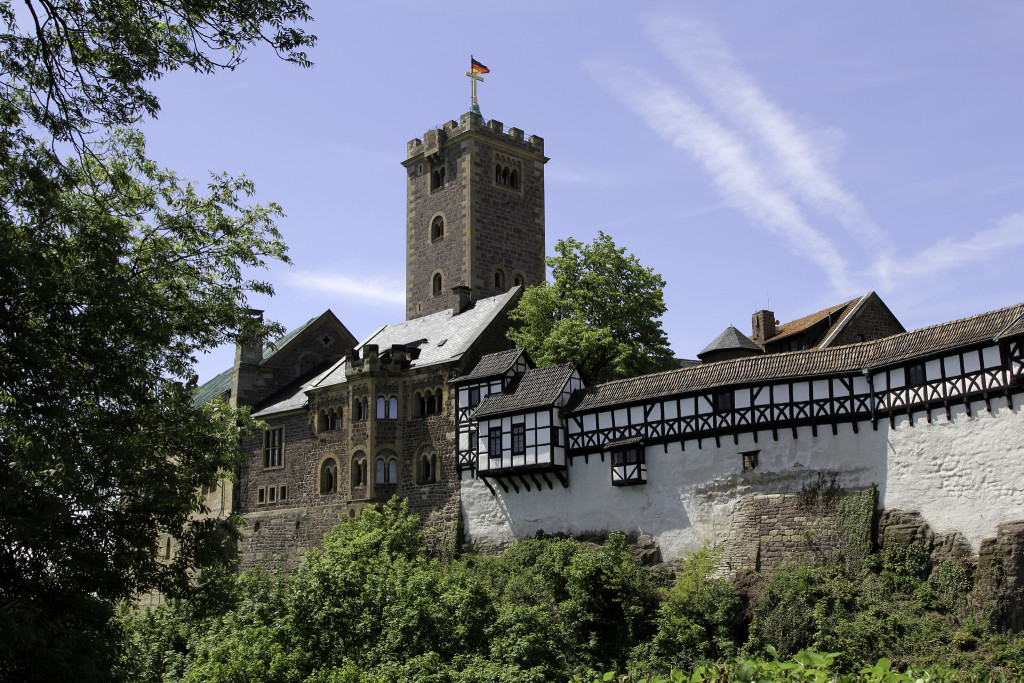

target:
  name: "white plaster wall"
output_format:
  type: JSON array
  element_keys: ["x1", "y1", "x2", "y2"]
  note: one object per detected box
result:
[
  {"x1": 461, "y1": 399, "x2": 1024, "y2": 558},
  {"x1": 882, "y1": 398, "x2": 1024, "y2": 550},
  {"x1": 463, "y1": 422, "x2": 889, "y2": 559}
]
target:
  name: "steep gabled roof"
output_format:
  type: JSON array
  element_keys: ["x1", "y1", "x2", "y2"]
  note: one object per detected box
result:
[
  {"x1": 452, "y1": 348, "x2": 529, "y2": 384},
  {"x1": 763, "y1": 292, "x2": 903, "y2": 350},
  {"x1": 473, "y1": 363, "x2": 577, "y2": 419},
  {"x1": 192, "y1": 310, "x2": 354, "y2": 406},
  {"x1": 568, "y1": 301, "x2": 1024, "y2": 414},
  {"x1": 766, "y1": 298, "x2": 857, "y2": 346}
]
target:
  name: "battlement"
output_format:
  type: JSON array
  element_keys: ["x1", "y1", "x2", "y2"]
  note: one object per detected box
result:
[{"x1": 406, "y1": 111, "x2": 545, "y2": 159}]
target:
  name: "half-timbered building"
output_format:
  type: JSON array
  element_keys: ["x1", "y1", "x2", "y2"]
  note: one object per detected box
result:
[{"x1": 459, "y1": 302, "x2": 1024, "y2": 567}]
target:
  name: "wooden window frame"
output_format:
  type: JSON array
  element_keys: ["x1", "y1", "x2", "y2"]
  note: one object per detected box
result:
[
  {"x1": 263, "y1": 427, "x2": 284, "y2": 469},
  {"x1": 511, "y1": 423, "x2": 526, "y2": 456},
  {"x1": 488, "y1": 426, "x2": 502, "y2": 458}
]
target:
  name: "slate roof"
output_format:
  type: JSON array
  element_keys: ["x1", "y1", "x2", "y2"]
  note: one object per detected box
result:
[
  {"x1": 192, "y1": 315, "x2": 322, "y2": 405},
  {"x1": 452, "y1": 348, "x2": 528, "y2": 384},
  {"x1": 699, "y1": 326, "x2": 764, "y2": 358},
  {"x1": 473, "y1": 363, "x2": 577, "y2": 419},
  {"x1": 252, "y1": 363, "x2": 340, "y2": 418},
  {"x1": 568, "y1": 301, "x2": 1024, "y2": 414},
  {"x1": 310, "y1": 288, "x2": 520, "y2": 390}
]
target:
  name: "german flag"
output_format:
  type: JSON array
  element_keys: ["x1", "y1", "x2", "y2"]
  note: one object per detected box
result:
[{"x1": 471, "y1": 57, "x2": 490, "y2": 74}]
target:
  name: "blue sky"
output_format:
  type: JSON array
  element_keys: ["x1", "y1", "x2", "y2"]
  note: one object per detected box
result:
[{"x1": 137, "y1": 1, "x2": 1024, "y2": 383}]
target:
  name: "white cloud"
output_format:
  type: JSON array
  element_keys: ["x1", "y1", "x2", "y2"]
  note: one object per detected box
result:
[
  {"x1": 588, "y1": 63, "x2": 853, "y2": 291},
  {"x1": 642, "y1": 12, "x2": 890, "y2": 252},
  {"x1": 877, "y1": 212, "x2": 1024, "y2": 281},
  {"x1": 284, "y1": 270, "x2": 405, "y2": 305}
]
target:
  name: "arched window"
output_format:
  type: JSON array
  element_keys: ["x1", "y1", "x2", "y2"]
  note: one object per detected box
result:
[
  {"x1": 431, "y1": 167, "x2": 446, "y2": 191},
  {"x1": 320, "y1": 459, "x2": 337, "y2": 494},
  {"x1": 426, "y1": 393, "x2": 436, "y2": 415},
  {"x1": 388, "y1": 458, "x2": 398, "y2": 484},
  {"x1": 354, "y1": 400, "x2": 363, "y2": 421},
  {"x1": 388, "y1": 396, "x2": 398, "y2": 420},
  {"x1": 434, "y1": 388, "x2": 443, "y2": 413},
  {"x1": 375, "y1": 458, "x2": 386, "y2": 484},
  {"x1": 317, "y1": 410, "x2": 328, "y2": 433},
  {"x1": 501, "y1": 168, "x2": 509, "y2": 186},
  {"x1": 376, "y1": 395, "x2": 386, "y2": 419},
  {"x1": 510, "y1": 169, "x2": 519, "y2": 189},
  {"x1": 419, "y1": 449, "x2": 437, "y2": 484},
  {"x1": 494, "y1": 269, "x2": 505, "y2": 291},
  {"x1": 413, "y1": 391, "x2": 423, "y2": 417},
  {"x1": 164, "y1": 538, "x2": 172, "y2": 560},
  {"x1": 513, "y1": 274, "x2": 523, "y2": 288},
  {"x1": 352, "y1": 453, "x2": 367, "y2": 487},
  {"x1": 330, "y1": 409, "x2": 341, "y2": 430},
  {"x1": 431, "y1": 215, "x2": 445, "y2": 241},
  {"x1": 495, "y1": 165, "x2": 502, "y2": 184},
  {"x1": 432, "y1": 272, "x2": 443, "y2": 296}
]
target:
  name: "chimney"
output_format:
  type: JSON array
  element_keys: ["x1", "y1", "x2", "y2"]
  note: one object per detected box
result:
[
  {"x1": 751, "y1": 310, "x2": 776, "y2": 346},
  {"x1": 452, "y1": 285, "x2": 472, "y2": 315},
  {"x1": 231, "y1": 309, "x2": 264, "y2": 407},
  {"x1": 391, "y1": 344, "x2": 408, "y2": 365}
]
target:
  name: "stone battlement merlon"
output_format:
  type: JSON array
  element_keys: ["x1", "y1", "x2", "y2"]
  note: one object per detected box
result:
[{"x1": 405, "y1": 111, "x2": 545, "y2": 160}]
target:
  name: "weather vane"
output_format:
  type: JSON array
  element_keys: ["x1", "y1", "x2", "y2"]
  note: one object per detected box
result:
[{"x1": 466, "y1": 56, "x2": 489, "y2": 115}]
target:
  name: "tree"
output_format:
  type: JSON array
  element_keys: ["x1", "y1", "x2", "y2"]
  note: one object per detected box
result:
[
  {"x1": 0, "y1": 3, "x2": 313, "y2": 680},
  {"x1": 507, "y1": 231, "x2": 673, "y2": 384}
]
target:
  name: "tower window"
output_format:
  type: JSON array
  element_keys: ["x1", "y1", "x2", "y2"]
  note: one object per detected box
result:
[
  {"x1": 513, "y1": 274, "x2": 523, "y2": 288},
  {"x1": 430, "y1": 166, "x2": 446, "y2": 191},
  {"x1": 432, "y1": 272, "x2": 443, "y2": 297},
  {"x1": 430, "y1": 215, "x2": 445, "y2": 242},
  {"x1": 495, "y1": 162, "x2": 521, "y2": 190},
  {"x1": 494, "y1": 269, "x2": 506, "y2": 291}
]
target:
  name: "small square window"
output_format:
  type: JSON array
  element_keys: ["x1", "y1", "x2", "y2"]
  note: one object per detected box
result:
[
  {"x1": 268, "y1": 486, "x2": 276, "y2": 503},
  {"x1": 258, "y1": 487, "x2": 266, "y2": 504},
  {"x1": 742, "y1": 450, "x2": 759, "y2": 471},
  {"x1": 610, "y1": 445, "x2": 645, "y2": 486},
  {"x1": 279, "y1": 485, "x2": 288, "y2": 501},
  {"x1": 714, "y1": 391, "x2": 734, "y2": 413}
]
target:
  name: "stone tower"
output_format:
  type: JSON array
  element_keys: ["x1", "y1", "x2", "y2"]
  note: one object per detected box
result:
[{"x1": 403, "y1": 111, "x2": 548, "y2": 320}]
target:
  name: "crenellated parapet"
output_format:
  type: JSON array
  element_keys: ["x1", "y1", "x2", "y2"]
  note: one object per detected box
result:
[{"x1": 406, "y1": 112, "x2": 545, "y2": 161}]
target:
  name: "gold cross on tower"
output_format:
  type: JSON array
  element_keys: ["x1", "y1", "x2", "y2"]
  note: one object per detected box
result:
[{"x1": 465, "y1": 57, "x2": 489, "y2": 114}]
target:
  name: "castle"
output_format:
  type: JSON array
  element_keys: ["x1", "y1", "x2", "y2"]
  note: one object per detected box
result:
[{"x1": 192, "y1": 107, "x2": 1024, "y2": 589}]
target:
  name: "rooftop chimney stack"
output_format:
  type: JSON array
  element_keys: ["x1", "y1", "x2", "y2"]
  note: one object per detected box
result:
[
  {"x1": 752, "y1": 309, "x2": 776, "y2": 347},
  {"x1": 452, "y1": 285, "x2": 472, "y2": 315}
]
